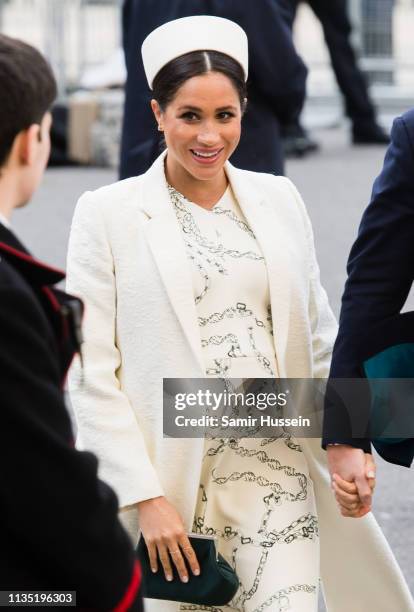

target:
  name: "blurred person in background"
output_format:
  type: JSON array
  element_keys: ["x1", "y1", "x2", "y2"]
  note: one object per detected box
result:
[
  {"x1": 120, "y1": 0, "x2": 307, "y2": 178},
  {"x1": 0, "y1": 34, "x2": 142, "y2": 611},
  {"x1": 277, "y1": 0, "x2": 390, "y2": 156}
]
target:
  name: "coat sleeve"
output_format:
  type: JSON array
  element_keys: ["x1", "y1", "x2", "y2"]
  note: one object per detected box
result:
[
  {"x1": 280, "y1": 179, "x2": 360, "y2": 450},
  {"x1": 66, "y1": 190, "x2": 164, "y2": 507},
  {"x1": 0, "y1": 284, "x2": 142, "y2": 610},
  {"x1": 283, "y1": 178, "x2": 338, "y2": 379}
]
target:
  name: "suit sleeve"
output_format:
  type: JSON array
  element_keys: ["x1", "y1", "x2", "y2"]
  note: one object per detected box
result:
[
  {"x1": 330, "y1": 116, "x2": 414, "y2": 379},
  {"x1": 66, "y1": 191, "x2": 164, "y2": 507},
  {"x1": 0, "y1": 285, "x2": 142, "y2": 610},
  {"x1": 322, "y1": 116, "x2": 414, "y2": 451}
]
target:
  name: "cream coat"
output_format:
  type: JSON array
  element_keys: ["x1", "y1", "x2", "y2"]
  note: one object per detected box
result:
[{"x1": 67, "y1": 152, "x2": 413, "y2": 612}]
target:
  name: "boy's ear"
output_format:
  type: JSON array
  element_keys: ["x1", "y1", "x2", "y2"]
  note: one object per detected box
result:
[{"x1": 17, "y1": 124, "x2": 41, "y2": 166}]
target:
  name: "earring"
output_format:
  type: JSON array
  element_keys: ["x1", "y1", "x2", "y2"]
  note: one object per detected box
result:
[{"x1": 158, "y1": 124, "x2": 164, "y2": 132}]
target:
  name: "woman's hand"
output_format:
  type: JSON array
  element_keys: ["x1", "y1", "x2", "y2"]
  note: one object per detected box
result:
[
  {"x1": 138, "y1": 496, "x2": 200, "y2": 583},
  {"x1": 327, "y1": 446, "x2": 376, "y2": 517}
]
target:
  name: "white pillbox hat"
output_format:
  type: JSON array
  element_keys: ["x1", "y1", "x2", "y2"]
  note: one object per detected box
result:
[{"x1": 141, "y1": 15, "x2": 249, "y2": 89}]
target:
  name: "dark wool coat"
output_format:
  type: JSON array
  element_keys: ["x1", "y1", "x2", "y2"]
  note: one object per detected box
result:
[{"x1": 0, "y1": 223, "x2": 143, "y2": 611}]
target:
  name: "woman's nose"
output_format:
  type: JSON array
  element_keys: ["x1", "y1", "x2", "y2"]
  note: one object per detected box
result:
[{"x1": 196, "y1": 123, "x2": 220, "y2": 146}]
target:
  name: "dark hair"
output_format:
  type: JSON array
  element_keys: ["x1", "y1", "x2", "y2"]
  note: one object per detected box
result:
[
  {"x1": 152, "y1": 50, "x2": 247, "y2": 111},
  {"x1": 0, "y1": 34, "x2": 57, "y2": 167}
]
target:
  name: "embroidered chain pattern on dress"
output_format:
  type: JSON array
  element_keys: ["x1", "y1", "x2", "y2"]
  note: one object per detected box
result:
[{"x1": 169, "y1": 183, "x2": 317, "y2": 611}]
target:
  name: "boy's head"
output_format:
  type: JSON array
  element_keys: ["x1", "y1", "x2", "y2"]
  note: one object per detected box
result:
[{"x1": 0, "y1": 34, "x2": 57, "y2": 207}]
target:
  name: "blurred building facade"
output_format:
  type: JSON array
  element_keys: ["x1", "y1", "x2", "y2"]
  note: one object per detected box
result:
[
  {"x1": 1, "y1": 0, "x2": 412, "y2": 165},
  {"x1": 293, "y1": 0, "x2": 414, "y2": 122},
  {"x1": 0, "y1": 0, "x2": 122, "y2": 93},
  {"x1": 1, "y1": 0, "x2": 413, "y2": 95}
]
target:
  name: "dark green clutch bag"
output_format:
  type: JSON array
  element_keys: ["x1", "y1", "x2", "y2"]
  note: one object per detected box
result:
[{"x1": 137, "y1": 534, "x2": 239, "y2": 606}]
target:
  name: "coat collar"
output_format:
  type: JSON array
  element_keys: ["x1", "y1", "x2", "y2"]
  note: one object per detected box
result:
[
  {"x1": 0, "y1": 222, "x2": 65, "y2": 286},
  {"x1": 140, "y1": 151, "x2": 292, "y2": 376},
  {"x1": 139, "y1": 150, "x2": 265, "y2": 219}
]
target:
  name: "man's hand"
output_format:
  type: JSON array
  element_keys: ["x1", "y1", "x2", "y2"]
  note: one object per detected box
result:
[{"x1": 327, "y1": 445, "x2": 376, "y2": 517}]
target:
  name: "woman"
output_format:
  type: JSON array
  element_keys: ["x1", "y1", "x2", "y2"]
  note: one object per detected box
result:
[{"x1": 67, "y1": 16, "x2": 413, "y2": 612}]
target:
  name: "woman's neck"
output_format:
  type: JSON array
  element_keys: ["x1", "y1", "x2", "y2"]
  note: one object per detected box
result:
[{"x1": 165, "y1": 158, "x2": 228, "y2": 210}]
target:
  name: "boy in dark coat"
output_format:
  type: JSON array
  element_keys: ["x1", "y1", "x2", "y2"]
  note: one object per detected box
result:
[{"x1": 0, "y1": 34, "x2": 143, "y2": 611}]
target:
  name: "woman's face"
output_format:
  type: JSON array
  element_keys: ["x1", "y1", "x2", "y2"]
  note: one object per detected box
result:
[{"x1": 151, "y1": 71, "x2": 243, "y2": 183}]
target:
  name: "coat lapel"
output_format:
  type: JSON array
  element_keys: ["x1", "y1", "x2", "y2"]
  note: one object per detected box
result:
[
  {"x1": 140, "y1": 152, "x2": 205, "y2": 373},
  {"x1": 225, "y1": 163, "x2": 292, "y2": 376},
  {"x1": 139, "y1": 153, "x2": 293, "y2": 377}
]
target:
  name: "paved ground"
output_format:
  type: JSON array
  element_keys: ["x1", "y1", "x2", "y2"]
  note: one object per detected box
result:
[{"x1": 12, "y1": 126, "x2": 413, "y2": 606}]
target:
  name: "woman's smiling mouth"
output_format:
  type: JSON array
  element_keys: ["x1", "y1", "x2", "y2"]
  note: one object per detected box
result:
[{"x1": 190, "y1": 148, "x2": 224, "y2": 164}]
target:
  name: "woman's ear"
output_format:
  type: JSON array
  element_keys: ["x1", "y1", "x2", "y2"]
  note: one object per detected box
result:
[{"x1": 151, "y1": 99, "x2": 163, "y2": 130}]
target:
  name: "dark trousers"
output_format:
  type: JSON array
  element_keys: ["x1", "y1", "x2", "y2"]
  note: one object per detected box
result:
[{"x1": 279, "y1": 0, "x2": 376, "y2": 126}]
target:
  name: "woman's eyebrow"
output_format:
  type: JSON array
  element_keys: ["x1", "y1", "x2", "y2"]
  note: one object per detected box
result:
[
  {"x1": 216, "y1": 106, "x2": 238, "y2": 112},
  {"x1": 177, "y1": 105, "x2": 238, "y2": 112},
  {"x1": 177, "y1": 105, "x2": 202, "y2": 112}
]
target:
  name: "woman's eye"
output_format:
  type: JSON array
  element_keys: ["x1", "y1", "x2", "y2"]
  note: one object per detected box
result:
[
  {"x1": 217, "y1": 112, "x2": 234, "y2": 120},
  {"x1": 180, "y1": 112, "x2": 199, "y2": 121}
]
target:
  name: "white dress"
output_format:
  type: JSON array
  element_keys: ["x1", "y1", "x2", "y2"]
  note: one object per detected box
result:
[{"x1": 169, "y1": 183, "x2": 320, "y2": 612}]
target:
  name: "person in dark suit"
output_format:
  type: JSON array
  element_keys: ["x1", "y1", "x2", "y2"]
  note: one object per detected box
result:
[
  {"x1": 277, "y1": 0, "x2": 389, "y2": 152},
  {"x1": 323, "y1": 108, "x2": 414, "y2": 516},
  {"x1": 0, "y1": 34, "x2": 143, "y2": 610},
  {"x1": 120, "y1": 0, "x2": 307, "y2": 179}
]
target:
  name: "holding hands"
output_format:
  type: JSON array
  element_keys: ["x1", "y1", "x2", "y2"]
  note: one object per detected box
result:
[{"x1": 327, "y1": 445, "x2": 376, "y2": 518}]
